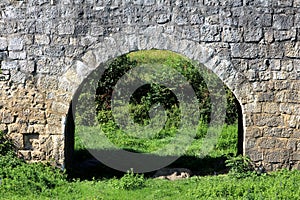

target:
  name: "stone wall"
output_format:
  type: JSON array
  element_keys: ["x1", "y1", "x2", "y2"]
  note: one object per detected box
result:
[{"x1": 0, "y1": 0, "x2": 300, "y2": 171}]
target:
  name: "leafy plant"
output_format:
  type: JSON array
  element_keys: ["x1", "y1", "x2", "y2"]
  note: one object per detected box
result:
[
  {"x1": 225, "y1": 155, "x2": 255, "y2": 179},
  {"x1": 0, "y1": 131, "x2": 67, "y2": 196},
  {"x1": 114, "y1": 169, "x2": 146, "y2": 190},
  {"x1": 0, "y1": 162, "x2": 66, "y2": 195}
]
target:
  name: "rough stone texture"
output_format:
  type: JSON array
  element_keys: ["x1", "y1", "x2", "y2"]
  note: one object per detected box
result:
[{"x1": 0, "y1": 0, "x2": 300, "y2": 171}]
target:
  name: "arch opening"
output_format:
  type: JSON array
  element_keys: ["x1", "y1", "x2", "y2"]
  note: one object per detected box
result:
[{"x1": 64, "y1": 50, "x2": 244, "y2": 178}]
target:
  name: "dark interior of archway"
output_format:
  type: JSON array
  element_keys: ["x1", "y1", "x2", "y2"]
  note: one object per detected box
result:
[{"x1": 64, "y1": 51, "x2": 244, "y2": 180}]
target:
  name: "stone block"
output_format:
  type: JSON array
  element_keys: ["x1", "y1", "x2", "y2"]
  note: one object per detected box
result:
[
  {"x1": 44, "y1": 46, "x2": 65, "y2": 57},
  {"x1": 248, "y1": 150, "x2": 263, "y2": 162},
  {"x1": 259, "y1": 138, "x2": 277, "y2": 149},
  {"x1": 272, "y1": 71, "x2": 289, "y2": 80},
  {"x1": 10, "y1": 70, "x2": 27, "y2": 84},
  {"x1": 244, "y1": 0, "x2": 272, "y2": 7},
  {"x1": 51, "y1": 101, "x2": 69, "y2": 113},
  {"x1": 274, "y1": 81, "x2": 289, "y2": 92},
  {"x1": 265, "y1": 150, "x2": 289, "y2": 163},
  {"x1": 8, "y1": 51, "x2": 27, "y2": 60},
  {"x1": 222, "y1": 26, "x2": 242, "y2": 42},
  {"x1": 262, "y1": 103, "x2": 279, "y2": 114},
  {"x1": 274, "y1": 29, "x2": 297, "y2": 41},
  {"x1": 174, "y1": 14, "x2": 188, "y2": 26},
  {"x1": 246, "y1": 127, "x2": 263, "y2": 138},
  {"x1": 269, "y1": 59, "x2": 281, "y2": 71},
  {"x1": 257, "y1": 92, "x2": 275, "y2": 102},
  {"x1": 294, "y1": 104, "x2": 300, "y2": 115},
  {"x1": 8, "y1": 36, "x2": 24, "y2": 51},
  {"x1": 287, "y1": 139, "x2": 298, "y2": 151},
  {"x1": 244, "y1": 138, "x2": 257, "y2": 149},
  {"x1": 263, "y1": 127, "x2": 282, "y2": 137},
  {"x1": 264, "y1": 29, "x2": 274, "y2": 43},
  {"x1": 204, "y1": 0, "x2": 220, "y2": 6},
  {"x1": 19, "y1": 60, "x2": 35, "y2": 73},
  {"x1": 57, "y1": 20, "x2": 75, "y2": 35},
  {"x1": 8, "y1": 123, "x2": 20, "y2": 133},
  {"x1": 231, "y1": 43, "x2": 258, "y2": 58},
  {"x1": 276, "y1": 0, "x2": 293, "y2": 7},
  {"x1": 292, "y1": 153, "x2": 300, "y2": 161},
  {"x1": 35, "y1": 20, "x2": 52, "y2": 34},
  {"x1": 265, "y1": 43, "x2": 284, "y2": 59},
  {"x1": 244, "y1": 102, "x2": 262, "y2": 113},
  {"x1": 75, "y1": 21, "x2": 90, "y2": 35},
  {"x1": 273, "y1": 14, "x2": 294, "y2": 30},
  {"x1": 2, "y1": 112, "x2": 14, "y2": 124},
  {"x1": 281, "y1": 60, "x2": 294, "y2": 72},
  {"x1": 190, "y1": 14, "x2": 204, "y2": 25},
  {"x1": 285, "y1": 42, "x2": 300, "y2": 58},
  {"x1": 33, "y1": 125, "x2": 46, "y2": 134},
  {"x1": 246, "y1": 69, "x2": 258, "y2": 81},
  {"x1": 0, "y1": 37, "x2": 7, "y2": 50},
  {"x1": 286, "y1": 115, "x2": 298, "y2": 128},
  {"x1": 279, "y1": 103, "x2": 293, "y2": 114},
  {"x1": 252, "y1": 81, "x2": 268, "y2": 92},
  {"x1": 200, "y1": 25, "x2": 221, "y2": 42},
  {"x1": 34, "y1": 34, "x2": 50, "y2": 45},
  {"x1": 20, "y1": 124, "x2": 34, "y2": 134},
  {"x1": 37, "y1": 75, "x2": 59, "y2": 90},
  {"x1": 259, "y1": 71, "x2": 272, "y2": 81},
  {"x1": 144, "y1": 0, "x2": 155, "y2": 5},
  {"x1": 205, "y1": 15, "x2": 219, "y2": 25},
  {"x1": 286, "y1": 91, "x2": 300, "y2": 103},
  {"x1": 254, "y1": 114, "x2": 283, "y2": 127},
  {"x1": 182, "y1": 26, "x2": 200, "y2": 41},
  {"x1": 220, "y1": 0, "x2": 243, "y2": 7},
  {"x1": 90, "y1": 22, "x2": 104, "y2": 36},
  {"x1": 1, "y1": 60, "x2": 19, "y2": 70},
  {"x1": 244, "y1": 27, "x2": 263, "y2": 42},
  {"x1": 82, "y1": 51, "x2": 97, "y2": 68},
  {"x1": 36, "y1": 58, "x2": 49, "y2": 73}
]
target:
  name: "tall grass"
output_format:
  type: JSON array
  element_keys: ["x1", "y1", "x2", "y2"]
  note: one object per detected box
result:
[{"x1": 74, "y1": 121, "x2": 238, "y2": 158}]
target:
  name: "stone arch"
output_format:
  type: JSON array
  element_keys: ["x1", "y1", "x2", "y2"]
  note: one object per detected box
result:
[
  {"x1": 62, "y1": 31, "x2": 252, "y2": 105},
  {"x1": 62, "y1": 30, "x2": 251, "y2": 169}
]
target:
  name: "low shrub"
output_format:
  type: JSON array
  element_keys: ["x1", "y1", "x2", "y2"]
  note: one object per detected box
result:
[
  {"x1": 111, "y1": 169, "x2": 146, "y2": 190},
  {"x1": 225, "y1": 155, "x2": 255, "y2": 179},
  {"x1": 0, "y1": 162, "x2": 66, "y2": 195},
  {"x1": 0, "y1": 131, "x2": 67, "y2": 195}
]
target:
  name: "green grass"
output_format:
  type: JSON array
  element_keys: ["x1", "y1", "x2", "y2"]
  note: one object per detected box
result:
[
  {"x1": 3, "y1": 169, "x2": 300, "y2": 199},
  {"x1": 74, "y1": 122, "x2": 238, "y2": 158}
]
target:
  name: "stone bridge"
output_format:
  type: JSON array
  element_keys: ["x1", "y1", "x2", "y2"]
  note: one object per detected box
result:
[{"x1": 0, "y1": 0, "x2": 300, "y2": 171}]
